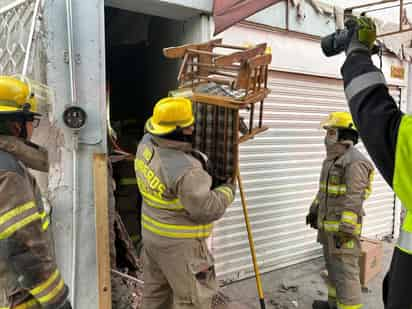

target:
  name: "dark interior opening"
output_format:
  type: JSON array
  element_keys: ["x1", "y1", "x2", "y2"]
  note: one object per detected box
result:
[{"x1": 105, "y1": 6, "x2": 186, "y2": 256}]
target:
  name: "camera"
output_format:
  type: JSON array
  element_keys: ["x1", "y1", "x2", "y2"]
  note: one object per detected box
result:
[{"x1": 321, "y1": 28, "x2": 351, "y2": 57}]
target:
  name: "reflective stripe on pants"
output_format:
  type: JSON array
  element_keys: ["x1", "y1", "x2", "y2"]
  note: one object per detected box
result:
[{"x1": 337, "y1": 302, "x2": 363, "y2": 309}]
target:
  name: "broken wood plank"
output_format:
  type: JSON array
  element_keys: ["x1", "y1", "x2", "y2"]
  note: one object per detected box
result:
[
  {"x1": 193, "y1": 94, "x2": 242, "y2": 109},
  {"x1": 186, "y1": 62, "x2": 241, "y2": 71},
  {"x1": 163, "y1": 38, "x2": 222, "y2": 59},
  {"x1": 182, "y1": 73, "x2": 234, "y2": 86},
  {"x1": 93, "y1": 153, "x2": 112, "y2": 309},
  {"x1": 193, "y1": 88, "x2": 270, "y2": 108},
  {"x1": 214, "y1": 43, "x2": 267, "y2": 66},
  {"x1": 111, "y1": 269, "x2": 144, "y2": 286},
  {"x1": 187, "y1": 49, "x2": 223, "y2": 57},
  {"x1": 177, "y1": 52, "x2": 190, "y2": 82},
  {"x1": 239, "y1": 127, "x2": 269, "y2": 143},
  {"x1": 213, "y1": 43, "x2": 249, "y2": 50},
  {"x1": 248, "y1": 54, "x2": 272, "y2": 70},
  {"x1": 235, "y1": 62, "x2": 251, "y2": 90}
]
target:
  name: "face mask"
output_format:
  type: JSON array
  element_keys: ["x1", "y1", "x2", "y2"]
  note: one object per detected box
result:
[
  {"x1": 183, "y1": 133, "x2": 194, "y2": 145},
  {"x1": 324, "y1": 128, "x2": 338, "y2": 146},
  {"x1": 324, "y1": 135, "x2": 338, "y2": 146}
]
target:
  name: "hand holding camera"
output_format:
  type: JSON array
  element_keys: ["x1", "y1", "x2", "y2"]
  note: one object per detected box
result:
[{"x1": 321, "y1": 16, "x2": 377, "y2": 57}]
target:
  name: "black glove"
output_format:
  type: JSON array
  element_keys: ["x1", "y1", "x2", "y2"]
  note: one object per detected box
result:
[
  {"x1": 345, "y1": 16, "x2": 377, "y2": 57},
  {"x1": 306, "y1": 212, "x2": 318, "y2": 230}
]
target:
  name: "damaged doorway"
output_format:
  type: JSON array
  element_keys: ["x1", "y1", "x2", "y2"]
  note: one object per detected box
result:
[
  {"x1": 104, "y1": 6, "x2": 210, "y2": 305},
  {"x1": 105, "y1": 5, "x2": 193, "y2": 257}
]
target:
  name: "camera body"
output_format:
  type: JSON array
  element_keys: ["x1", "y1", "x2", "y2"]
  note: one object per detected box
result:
[{"x1": 321, "y1": 28, "x2": 350, "y2": 57}]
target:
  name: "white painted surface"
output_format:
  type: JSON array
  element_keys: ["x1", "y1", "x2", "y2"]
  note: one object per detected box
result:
[
  {"x1": 217, "y1": 24, "x2": 408, "y2": 87},
  {"x1": 105, "y1": 0, "x2": 210, "y2": 20}
]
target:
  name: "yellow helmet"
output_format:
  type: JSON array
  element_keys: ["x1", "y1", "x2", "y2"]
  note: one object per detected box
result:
[
  {"x1": 0, "y1": 76, "x2": 38, "y2": 117},
  {"x1": 321, "y1": 111, "x2": 357, "y2": 131},
  {"x1": 145, "y1": 97, "x2": 195, "y2": 136}
]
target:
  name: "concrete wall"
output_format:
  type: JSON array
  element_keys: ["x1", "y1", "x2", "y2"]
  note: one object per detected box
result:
[
  {"x1": 44, "y1": 0, "x2": 107, "y2": 307},
  {"x1": 41, "y1": 1, "x2": 211, "y2": 307}
]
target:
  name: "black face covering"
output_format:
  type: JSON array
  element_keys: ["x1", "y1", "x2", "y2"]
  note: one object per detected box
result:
[
  {"x1": 162, "y1": 128, "x2": 193, "y2": 144},
  {"x1": 0, "y1": 106, "x2": 34, "y2": 139},
  {"x1": 338, "y1": 128, "x2": 358, "y2": 145}
]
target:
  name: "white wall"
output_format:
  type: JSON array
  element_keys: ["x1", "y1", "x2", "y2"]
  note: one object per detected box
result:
[
  {"x1": 105, "y1": 0, "x2": 211, "y2": 20},
  {"x1": 217, "y1": 23, "x2": 408, "y2": 87}
]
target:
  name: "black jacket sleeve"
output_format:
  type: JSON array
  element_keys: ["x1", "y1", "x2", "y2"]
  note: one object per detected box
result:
[{"x1": 341, "y1": 52, "x2": 403, "y2": 187}]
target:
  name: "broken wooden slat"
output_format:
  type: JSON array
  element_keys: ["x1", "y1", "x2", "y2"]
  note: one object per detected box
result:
[
  {"x1": 239, "y1": 127, "x2": 269, "y2": 143},
  {"x1": 236, "y1": 62, "x2": 251, "y2": 90},
  {"x1": 193, "y1": 94, "x2": 243, "y2": 109},
  {"x1": 214, "y1": 43, "x2": 267, "y2": 66},
  {"x1": 193, "y1": 88, "x2": 270, "y2": 107},
  {"x1": 182, "y1": 73, "x2": 234, "y2": 86},
  {"x1": 213, "y1": 43, "x2": 249, "y2": 50},
  {"x1": 186, "y1": 61, "x2": 241, "y2": 72},
  {"x1": 93, "y1": 153, "x2": 112, "y2": 309},
  {"x1": 248, "y1": 54, "x2": 272, "y2": 70},
  {"x1": 163, "y1": 38, "x2": 222, "y2": 59},
  {"x1": 187, "y1": 49, "x2": 222, "y2": 57},
  {"x1": 177, "y1": 52, "x2": 190, "y2": 83}
]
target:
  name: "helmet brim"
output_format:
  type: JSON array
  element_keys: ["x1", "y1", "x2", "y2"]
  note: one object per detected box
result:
[{"x1": 145, "y1": 116, "x2": 195, "y2": 136}]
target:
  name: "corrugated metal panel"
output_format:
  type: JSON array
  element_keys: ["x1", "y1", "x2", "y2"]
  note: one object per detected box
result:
[{"x1": 213, "y1": 71, "x2": 400, "y2": 282}]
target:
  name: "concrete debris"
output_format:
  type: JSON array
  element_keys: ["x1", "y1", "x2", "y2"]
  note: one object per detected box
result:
[
  {"x1": 279, "y1": 281, "x2": 299, "y2": 293},
  {"x1": 112, "y1": 272, "x2": 143, "y2": 309},
  {"x1": 111, "y1": 267, "x2": 234, "y2": 309},
  {"x1": 317, "y1": 289, "x2": 325, "y2": 296},
  {"x1": 291, "y1": 300, "x2": 298, "y2": 307},
  {"x1": 270, "y1": 299, "x2": 291, "y2": 309}
]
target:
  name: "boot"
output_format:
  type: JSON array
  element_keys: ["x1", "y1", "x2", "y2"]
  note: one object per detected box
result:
[{"x1": 312, "y1": 300, "x2": 337, "y2": 309}]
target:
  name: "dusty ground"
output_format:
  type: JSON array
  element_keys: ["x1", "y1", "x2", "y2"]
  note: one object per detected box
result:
[
  {"x1": 219, "y1": 240, "x2": 394, "y2": 309},
  {"x1": 112, "y1": 240, "x2": 393, "y2": 308}
]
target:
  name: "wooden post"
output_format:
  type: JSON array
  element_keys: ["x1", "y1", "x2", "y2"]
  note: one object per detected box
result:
[{"x1": 93, "y1": 154, "x2": 112, "y2": 309}]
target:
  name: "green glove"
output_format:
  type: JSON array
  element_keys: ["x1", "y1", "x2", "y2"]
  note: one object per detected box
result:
[{"x1": 345, "y1": 16, "x2": 377, "y2": 56}]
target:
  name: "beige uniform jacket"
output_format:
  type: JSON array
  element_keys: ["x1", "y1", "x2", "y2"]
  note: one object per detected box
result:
[
  {"x1": 136, "y1": 134, "x2": 234, "y2": 244},
  {"x1": 310, "y1": 146, "x2": 374, "y2": 248},
  {"x1": 0, "y1": 136, "x2": 68, "y2": 308}
]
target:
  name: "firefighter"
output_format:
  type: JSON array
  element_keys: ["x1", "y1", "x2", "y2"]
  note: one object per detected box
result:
[
  {"x1": 0, "y1": 76, "x2": 71, "y2": 308},
  {"x1": 136, "y1": 97, "x2": 235, "y2": 309},
  {"x1": 307, "y1": 112, "x2": 374, "y2": 309},
  {"x1": 340, "y1": 16, "x2": 412, "y2": 309}
]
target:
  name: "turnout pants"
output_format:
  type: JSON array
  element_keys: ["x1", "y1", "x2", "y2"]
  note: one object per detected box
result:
[
  {"x1": 142, "y1": 238, "x2": 217, "y2": 309},
  {"x1": 321, "y1": 232, "x2": 363, "y2": 309}
]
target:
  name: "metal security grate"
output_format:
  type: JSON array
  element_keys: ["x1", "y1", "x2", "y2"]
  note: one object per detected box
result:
[{"x1": 0, "y1": 0, "x2": 41, "y2": 75}]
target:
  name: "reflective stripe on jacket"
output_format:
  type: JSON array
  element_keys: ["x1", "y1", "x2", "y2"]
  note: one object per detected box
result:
[{"x1": 135, "y1": 134, "x2": 234, "y2": 241}]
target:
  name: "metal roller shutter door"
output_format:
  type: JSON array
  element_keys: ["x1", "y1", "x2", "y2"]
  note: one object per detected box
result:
[{"x1": 213, "y1": 70, "x2": 401, "y2": 282}]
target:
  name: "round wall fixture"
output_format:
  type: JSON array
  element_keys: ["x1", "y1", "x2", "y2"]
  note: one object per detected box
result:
[{"x1": 63, "y1": 106, "x2": 87, "y2": 130}]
